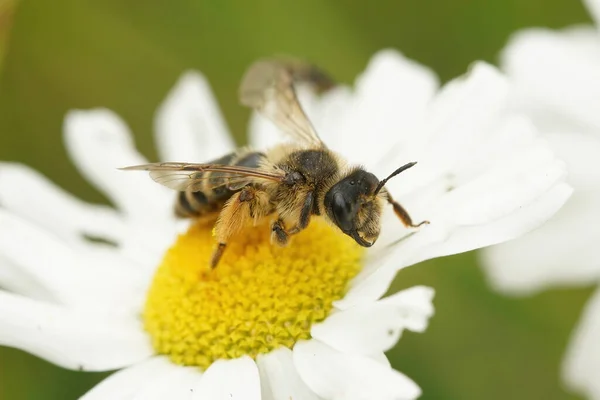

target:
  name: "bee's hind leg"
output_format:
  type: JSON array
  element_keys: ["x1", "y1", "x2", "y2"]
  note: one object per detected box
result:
[
  {"x1": 210, "y1": 186, "x2": 269, "y2": 269},
  {"x1": 210, "y1": 243, "x2": 227, "y2": 269}
]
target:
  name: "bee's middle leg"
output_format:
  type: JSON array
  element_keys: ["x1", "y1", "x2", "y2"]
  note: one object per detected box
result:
[
  {"x1": 211, "y1": 186, "x2": 269, "y2": 268},
  {"x1": 271, "y1": 191, "x2": 314, "y2": 246}
]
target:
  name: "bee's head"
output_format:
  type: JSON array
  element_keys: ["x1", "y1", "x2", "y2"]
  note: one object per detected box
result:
[
  {"x1": 324, "y1": 169, "x2": 384, "y2": 247},
  {"x1": 324, "y1": 162, "x2": 418, "y2": 247}
]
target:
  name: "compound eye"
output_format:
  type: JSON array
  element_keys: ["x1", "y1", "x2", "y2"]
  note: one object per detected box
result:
[{"x1": 331, "y1": 192, "x2": 354, "y2": 232}]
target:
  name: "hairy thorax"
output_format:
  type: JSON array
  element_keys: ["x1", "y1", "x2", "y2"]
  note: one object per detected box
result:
[{"x1": 266, "y1": 146, "x2": 343, "y2": 221}]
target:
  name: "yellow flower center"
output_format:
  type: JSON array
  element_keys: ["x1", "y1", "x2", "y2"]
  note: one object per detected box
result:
[{"x1": 143, "y1": 218, "x2": 363, "y2": 369}]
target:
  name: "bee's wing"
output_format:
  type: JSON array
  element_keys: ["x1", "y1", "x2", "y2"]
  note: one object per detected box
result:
[
  {"x1": 240, "y1": 59, "x2": 333, "y2": 147},
  {"x1": 120, "y1": 162, "x2": 286, "y2": 192}
]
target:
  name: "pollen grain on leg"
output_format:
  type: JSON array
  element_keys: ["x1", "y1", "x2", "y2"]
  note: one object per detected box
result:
[{"x1": 143, "y1": 218, "x2": 363, "y2": 369}]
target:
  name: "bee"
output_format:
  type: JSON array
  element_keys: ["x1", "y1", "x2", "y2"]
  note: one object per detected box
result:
[{"x1": 121, "y1": 58, "x2": 429, "y2": 268}]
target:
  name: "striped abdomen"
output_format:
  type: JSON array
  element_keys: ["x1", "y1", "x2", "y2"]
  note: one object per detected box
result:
[{"x1": 174, "y1": 150, "x2": 266, "y2": 218}]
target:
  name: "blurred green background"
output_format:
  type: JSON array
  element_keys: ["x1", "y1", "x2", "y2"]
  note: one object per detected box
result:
[{"x1": 0, "y1": 0, "x2": 594, "y2": 399}]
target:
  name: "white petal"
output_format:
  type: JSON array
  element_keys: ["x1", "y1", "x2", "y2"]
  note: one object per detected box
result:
[
  {"x1": 64, "y1": 109, "x2": 172, "y2": 220},
  {"x1": 67, "y1": 245, "x2": 151, "y2": 317},
  {"x1": 313, "y1": 286, "x2": 434, "y2": 355},
  {"x1": 0, "y1": 210, "x2": 147, "y2": 314},
  {"x1": 417, "y1": 182, "x2": 572, "y2": 265},
  {"x1": 430, "y1": 138, "x2": 565, "y2": 226},
  {"x1": 81, "y1": 357, "x2": 175, "y2": 400},
  {"x1": 334, "y1": 263, "x2": 399, "y2": 310},
  {"x1": 195, "y1": 356, "x2": 261, "y2": 400},
  {"x1": 257, "y1": 347, "x2": 321, "y2": 400},
  {"x1": 132, "y1": 365, "x2": 202, "y2": 400},
  {"x1": 0, "y1": 210, "x2": 89, "y2": 303},
  {"x1": 310, "y1": 49, "x2": 439, "y2": 170},
  {"x1": 375, "y1": 114, "x2": 558, "y2": 250},
  {"x1": 63, "y1": 109, "x2": 179, "y2": 269},
  {"x1": 294, "y1": 340, "x2": 421, "y2": 400},
  {"x1": 360, "y1": 64, "x2": 516, "y2": 250},
  {"x1": 0, "y1": 255, "x2": 53, "y2": 300},
  {"x1": 155, "y1": 71, "x2": 235, "y2": 163},
  {"x1": 344, "y1": 182, "x2": 571, "y2": 308},
  {"x1": 545, "y1": 130, "x2": 600, "y2": 191},
  {"x1": 377, "y1": 286, "x2": 434, "y2": 329},
  {"x1": 481, "y1": 191, "x2": 600, "y2": 294},
  {"x1": 370, "y1": 352, "x2": 392, "y2": 367},
  {"x1": 347, "y1": 89, "x2": 570, "y2": 304},
  {"x1": 339, "y1": 225, "x2": 448, "y2": 310},
  {"x1": 0, "y1": 290, "x2": 153, "y2": 371},
  {"x1": 0, "y1": 162, "x2": 126, "y2": 246},
  {"x1": 586, "y1": 0, "x2": 600, "y2": 29},
  {"x1": 563, "y1": 289, "x2": 600, "y2": 400},
  {"x1": 501, "y1": 27, "x2": 600, "y2": 131},
  {"x1": 379, "y1": 62, "x2": 511, "y2": 198},
  {"x1": 84, "y1": 360, "x2": 203, "y2": 400}
]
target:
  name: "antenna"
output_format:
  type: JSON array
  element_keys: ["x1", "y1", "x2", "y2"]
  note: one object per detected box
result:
[{"x1": 373, "y1": 162, "x2": 418, "y2": 195}]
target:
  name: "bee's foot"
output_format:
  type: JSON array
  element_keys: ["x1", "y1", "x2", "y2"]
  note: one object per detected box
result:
[
  {"x1": 271, "y1": 221, "x2": 289, "y2": 247},
  {"x1": 410, "y1": 220, "x2": 430, "y2": 228},
  {"x1": 210, "y1": 243, "x2": 226, "y2": 269}
]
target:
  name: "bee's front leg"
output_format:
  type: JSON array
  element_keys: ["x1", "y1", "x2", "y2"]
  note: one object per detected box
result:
[
  {"x1": 271, "y1": 191, "x2": 314, "y2": 246},
  {"x1": 386, "y1": 192, "x2": 429, "y2": 228},
  {"x1": 271, "y1": 219, "x2": 291, "y2": 246}
]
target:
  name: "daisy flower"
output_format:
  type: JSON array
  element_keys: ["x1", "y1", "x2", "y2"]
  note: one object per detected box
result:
[
  {"x1": 0, "y1": 49, "x2": 570, "y2": 399},
  {"x1": 481, "y1": 0, "x2": 600, "y2": 398}
]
